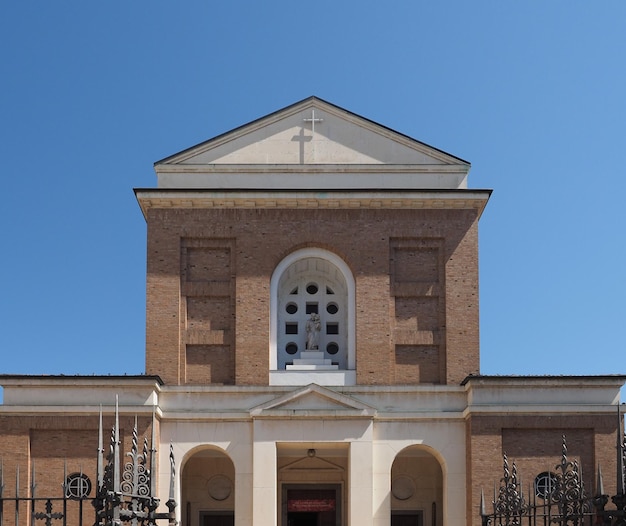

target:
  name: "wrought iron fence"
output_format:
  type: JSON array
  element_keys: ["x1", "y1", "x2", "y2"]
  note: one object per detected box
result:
[
  {"x1": 481, "y1": 409, "x2": 626, "y2": 526},
  {"x1": 0, "y1": 464, "x2": 92, "y2": 526},
  {"x1": 0, "y1": 402, "x2": 176, "y2": 526}
]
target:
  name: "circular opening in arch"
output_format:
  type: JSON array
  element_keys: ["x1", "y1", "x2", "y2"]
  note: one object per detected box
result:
[
  {"x1": 326, "y1": 302, "x2": 339, "y2": 315},
  {"x1": 326, "y1": 342, "x2": 339, "y2": 355},
  {"x1": 273, "y1": 249, "x2": 354, "y2": 375},
  {"x1": 285, "y1": 302, "x2": 298, "y2": 314},
  {"x1": 306, "y1": 283, "x2": 319, "y2": 295},
  {"x1": 286, "y1": 343, "x2": 298, "y2": 355}
]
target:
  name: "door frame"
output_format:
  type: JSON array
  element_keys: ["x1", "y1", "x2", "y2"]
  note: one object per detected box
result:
[{"x1": 281, "y1": 483, "x2": 342, "y2": 526}]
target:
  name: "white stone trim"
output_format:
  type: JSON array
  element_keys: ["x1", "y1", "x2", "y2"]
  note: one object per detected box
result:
[{"x1": 156, "y1": 171, "x2": 469, "y2": 190}]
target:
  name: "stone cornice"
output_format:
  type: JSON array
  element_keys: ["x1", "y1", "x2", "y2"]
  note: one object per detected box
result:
[
  {"x1": 154, "y1": 164, "x2": 468, "y2": 174},
  {"x1": 134, "y1": 189, "x2": 491, "y2": 219},
  {"x1": 0, "y1": 374, "x2": 163, "y2": 386}
]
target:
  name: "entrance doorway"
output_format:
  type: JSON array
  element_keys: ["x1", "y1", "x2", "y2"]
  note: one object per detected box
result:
[
  {"x1": 199, "y1": 511, "x2": 234, "y2": 526},
  {"x1": 288, "y1": 511, "x2": 322, "y2": 526},
  {"x1": 282, "y1": 485, "x2": 341, "y2": 526},
  {"x1": 391, "y1": 511, "x2": 423, "y2": 526}
]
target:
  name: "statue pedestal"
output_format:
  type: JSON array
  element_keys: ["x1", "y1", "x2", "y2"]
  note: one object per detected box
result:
[{"x1": 286, "y1": 351, "x2": 339, "y2": 371}]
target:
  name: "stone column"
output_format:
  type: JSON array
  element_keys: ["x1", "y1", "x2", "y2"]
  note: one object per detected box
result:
[
  {"x1": 252, "y1": 439, "x2": 277, "y2": 526},
  {"x1": 373, "y1": 442, "x2": 394, "y2": 526},
  {"x1": 350, "y1": 433, "x2": 374, "y2": 526},
  {"x1": 232, "y1": 441, "x2": 253, "y2": 526}
]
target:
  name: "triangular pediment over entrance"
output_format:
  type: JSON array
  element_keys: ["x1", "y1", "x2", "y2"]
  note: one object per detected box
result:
[
  {"x1": 250, "y1": 384, "x2": 376, "y2": 418},
  {"x1": 152, "y1": 96, "x2": 471, "y2": 190}
]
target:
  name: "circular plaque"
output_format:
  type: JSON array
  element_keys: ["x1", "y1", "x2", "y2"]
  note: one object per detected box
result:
[
  {"x1": 207, "y1": 475, "x2": 232, "y2": 501},
  {"x1": 392, "y1": 475, "x2": 415, "y2": 500}
]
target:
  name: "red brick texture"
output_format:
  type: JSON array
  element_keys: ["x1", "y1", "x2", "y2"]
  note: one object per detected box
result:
[
  {"x1": 466, "y1": 413, "x2": 620, "y2": 526},
  {"x1": 144, "y1": 207, "x2": 481, "y2": 386},
  {"x1": 0, "y1": 414, "x2": 156, "y2": 526}
]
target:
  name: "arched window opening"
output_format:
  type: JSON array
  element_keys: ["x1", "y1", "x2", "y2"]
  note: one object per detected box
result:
[
  {"x1": 270, "y1": 248, "x2": 355, "y2": 385},
  {"x1": 277, "y1": 258, "x2": 347, "y2": 370}
]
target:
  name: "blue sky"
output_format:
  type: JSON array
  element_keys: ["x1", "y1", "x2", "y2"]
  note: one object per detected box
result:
[{"x1": 1, "y1": 2, "x2": 625, "y2": 389}]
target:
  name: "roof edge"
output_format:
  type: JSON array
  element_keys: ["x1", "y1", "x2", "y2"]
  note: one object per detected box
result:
[
  {"x1": 154, "y1": 96, "x2": 471, "y2": 167},
  {"x1": 461, "y1": 374, "x2": 626, "y2": 386},
  {"x1": 0, "y1": 374, "x2": 164, "y2": 385}
]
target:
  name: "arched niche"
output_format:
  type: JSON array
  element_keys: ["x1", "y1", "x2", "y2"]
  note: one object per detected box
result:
[
  {"x1": 181, "y1": 447, "x2": 235, "y2": 526},
  {"x1": 270, "y1": 248, "x2": 355, "y2": 386}
]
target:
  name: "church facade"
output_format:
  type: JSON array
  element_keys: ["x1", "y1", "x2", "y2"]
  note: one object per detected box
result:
[{"x1": 0, "y1": 97, "x2": 623, "y2": 526}]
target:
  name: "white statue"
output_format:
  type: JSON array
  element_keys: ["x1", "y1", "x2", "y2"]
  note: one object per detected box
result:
[{"x1": 305, "y1": 313, "x2": 321, "y2": 350}]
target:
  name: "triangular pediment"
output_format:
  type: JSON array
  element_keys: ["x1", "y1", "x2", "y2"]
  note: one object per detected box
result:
[
  {"x1": 158, "y1": 97, "x2": 467, "y2": 167},
  {"x1": 152, "y1": 97, "x2": 472, "y2": 191},
  {"x1": 250, "y1": 384, "x2": 376, "y2": 417}
]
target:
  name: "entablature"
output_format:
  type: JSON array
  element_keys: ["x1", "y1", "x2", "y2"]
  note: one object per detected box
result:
[{"x1": 135, "y1": 188, "x2": 491, "y2": 219}]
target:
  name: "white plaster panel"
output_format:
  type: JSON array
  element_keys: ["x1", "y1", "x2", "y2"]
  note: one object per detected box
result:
[
  {"x1": 350, "y1": 442, "x2": 374, "y2": 486},
  {"x1": 252, "y1": 442, "x2": 277, "y2": 480},
  {"x1": 466, "y1": 381, "x2": 622, "y2": 407},
  {"x1": 351, "y1": 386, "x2": 467, "y2": 413},
  {"x1": 157, "y1": 385, "x2": 467, "y2": 416},
  {"x1": 2, "y1": 385, "x2": 158, "y2": 407},
  {"x1": 253, "y1": 442, "x2": 277, "y2": 526},
  {"x1": 350, "y1": 440, "x2": 374, "y2": 526},
  {"x1": 156, "y1": 171, "x2": 468, "y2": 190},
  {"x1": 253, "y1": 418, "x2": 372, "y2": 444},
  {"x1": 372, "y1": 471, "x2": 392, "y2": 526},
  {"x1": 235, "y1": 473, "x2": 253, "y2": 526},
  {"x1": 372, "y1": 442, "x2": 398, "y2": 526},
  {"x1": 253, "y1": 486, "x2": 276, "y2": 526},
  {"x1": 159, "y1": 388, "x2": 280, "y2": 413}
]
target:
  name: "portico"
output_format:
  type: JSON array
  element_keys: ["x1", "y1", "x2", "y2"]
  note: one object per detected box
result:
[{"x1": 154, "y1": 381, "x2": 469, "y2": 526}]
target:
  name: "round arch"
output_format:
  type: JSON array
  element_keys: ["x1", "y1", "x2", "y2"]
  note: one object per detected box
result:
[
  {"x1": 180, "y1": 444, "x2": 235, "y2": 471},
  {"x1": 181, "y1": 446, "x2": 235, "y2": 526},
  {"x1": 392, "y1": 443, "x2": 448, "y2": 473},
  {"x1": 269, "y1": 248, "x2": 356, "y2": 377},
  {"x1": 390, "y1": 445, "x2": 445, "y2": 526}
]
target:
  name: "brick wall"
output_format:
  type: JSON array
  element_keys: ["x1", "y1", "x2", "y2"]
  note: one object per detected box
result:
[
  {"x1": 145, "y1": 207, "x2": 480, "y2": 386},
  {"x1": 466, "y1": 413, "x2": 619, "y2": 526},
  {"x1": 0, "y1": 415, "x2": 155, "y2": 498}
]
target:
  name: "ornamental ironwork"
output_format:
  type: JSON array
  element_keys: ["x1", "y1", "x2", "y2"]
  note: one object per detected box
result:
[
  {"x1": 0, "y1": 400, "x2": 177, "y2": 526},
  {"x1": 0, "y1": 459, "x2": 95, "y2": 526},
  {"x1": 534, "y1": 471, "x2": 557, "y2": 500},
  {"x1": 93, "y1": 401, "x2": 177, "y2": 526},
  {"x1": 481, "y1": 406, "x2": 626, "y2": 526}
]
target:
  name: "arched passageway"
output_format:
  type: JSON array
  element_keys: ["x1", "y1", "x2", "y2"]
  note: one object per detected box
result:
[
  {"x1": 390, "y1": 447, "x2": 443, "y2": 526},
  {"x1": 182, "y1": 447, "x2": 235, "y2": 526}
]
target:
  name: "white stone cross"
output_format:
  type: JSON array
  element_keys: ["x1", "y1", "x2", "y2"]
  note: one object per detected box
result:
[{"x1": 302, "y1": 109, "x2": 324, "y2": 135}]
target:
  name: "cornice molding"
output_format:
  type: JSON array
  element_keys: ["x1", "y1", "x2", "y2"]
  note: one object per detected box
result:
[
  {"x1": 134, "y1": 189, "x2": 491, "y2": 218},
  {"x1": 154, "y1": 164, "x2": 468, "y2": 174}
]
